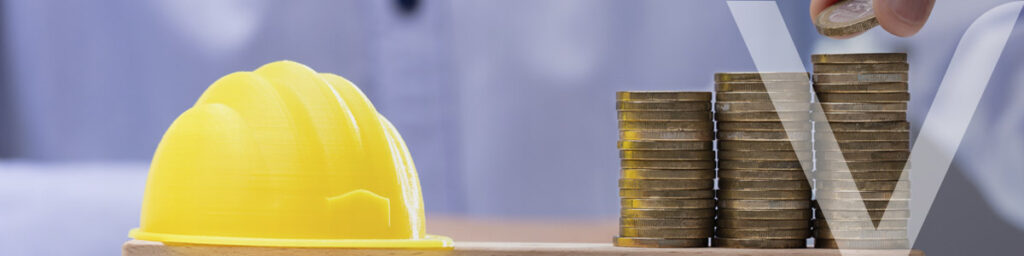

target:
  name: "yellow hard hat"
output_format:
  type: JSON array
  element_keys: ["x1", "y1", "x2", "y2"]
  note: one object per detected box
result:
[{"x1": 129, "y1": 61, "x2": 453, "y2": 249}]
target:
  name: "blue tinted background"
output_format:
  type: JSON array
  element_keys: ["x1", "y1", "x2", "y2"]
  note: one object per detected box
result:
[{"x1": 1, "y1": 0, "x2": 1022, "y2": 255}]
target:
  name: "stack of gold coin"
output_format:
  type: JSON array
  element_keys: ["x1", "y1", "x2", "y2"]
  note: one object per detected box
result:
[
  {"x1": 614, "y1": 91, "x2": 716, "y2": 248},
  {"x1": 811, "y1": 53, "x2": 911, "y2": 249},
  {"x1": 712, "y1": 73, "x2": 813, "y2": 248}
]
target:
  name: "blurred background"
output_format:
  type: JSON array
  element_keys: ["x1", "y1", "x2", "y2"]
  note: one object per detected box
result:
[{"x1": 1, "y1": 0, "x2": 1023, "y2": 255}]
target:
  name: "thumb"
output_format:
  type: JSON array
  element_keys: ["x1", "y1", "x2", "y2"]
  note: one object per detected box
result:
[{"x1": 873, "y1": 0, "x2": 935, "y2": 37}]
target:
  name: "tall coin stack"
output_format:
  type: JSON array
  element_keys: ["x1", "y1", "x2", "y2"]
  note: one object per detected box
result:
[
  {"x1": 811, "y1": 53, "x2": 911, "y2": 249},
  {"x1": 712, "y1": 73, "x2": 814, "y2": 248},
  {"x1": 614, "y1": 91, "x2": 716, "y2": 248}
]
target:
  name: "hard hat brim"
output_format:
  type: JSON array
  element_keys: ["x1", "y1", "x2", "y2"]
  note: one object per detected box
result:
[{"x1": 129, "y1": 228, "x2": 454, "y2": 249}]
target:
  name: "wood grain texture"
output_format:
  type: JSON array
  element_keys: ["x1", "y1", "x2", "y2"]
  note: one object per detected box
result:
[
  {"x1": 123, "y1": 240, "x2": 924, "y2": 256},
  {"x1": 426, "y1": 216, "x2": 617, "y2": 243}
]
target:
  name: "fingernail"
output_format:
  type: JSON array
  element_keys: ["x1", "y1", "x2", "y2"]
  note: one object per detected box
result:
[{"x1": 887, "y1": 0, "x2": 930, "y2": 25}]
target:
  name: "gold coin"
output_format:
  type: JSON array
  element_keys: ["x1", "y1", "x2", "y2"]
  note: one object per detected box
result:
[
  {"x1": 716, "y1": 121, "x2": 811, "y2": 132},
  {"x1": 620, "y1": 227, "x2": 713, "y2": 238},
  {"x1": 819, "y1": 102, "x2": 908, "y2": 112},
  {"x1": 818, "y1": 131, "x2": 910, "y2": 141},
  {"x1": 618, "y1": 140, "x2": 713, "y2": 150},
  {"x1": 815, "y1": 190, "x2": 911, "y2": 200},
  {"x1": 817, "y1": 177, "x2": 909, "y2": 184},
  {"x1": 618, "y1": 111, "x2": 712, "y2": 121},
  {"x1": 715, "y1": 102, "x2": 810, "y2": 112},
  {"x1": 716, "y1": 112, "x2": 811, "y2": 122},
  {"x1": 717, "y1": 189, "x2": 812, "y2": 200},
  {"x1": 811, "y1": 53, "x2": 907, "y2": 64},
  {"x1": 619, "y1": 130, "x2": 714, "y2": 141},
  {"x1": 716, "y1": 219, "x2": 811, "y2": 229},
  {"x1": 718, "y1": 200, "x2": 811, "y2": 210},
  {"x1": 815, "y1": 229, "x2": 907, "y2": 239},
  {"x1": 719, "y1": 141, "x2": 811, "y2": 151},
  {"x1": 622, "y1": 198, "x2": 716, "y2": 209},
  {"x1": 718, "y1": 151, "x2": 811, "y2": 161},
  {"x1": 818, "y1": 160, "x2": 909, "y2": 171},
  {"x1": 718, "y1": 179, "x2": 811, "y2": 191},
  {"x1": 815, "y1": 199, "x2": 910, "y2": 210},
  {"x1": 815, "y1": 210, "x2": 913, "y2": 223},
  {"x1": 814, "y1": 238, "x2": 909, "y2": 249},
  {"x1": 715, "y1": 81, "x2": 808, "y2": 92},
  {"x1": 718, "y1": 131, "x2": 811, "y2": 141},
  {"x1": 621, "y1": 160, "x2": 716, "y2": 170},
  {"x1": 616, "y1": 91, "x2": 711, "y2": 101},
  {"x1": 815, "y1": 170, "x2": 906, "y2": 180},
  {"x1": 616, "y1": 101, "x2": 712, "y2": 111},
  {"x1": 720, "y1": 175, "x2": 811, "y2": 183},
  {"x1": 620, "y1": 218, "x2": 715, "y2": 228},
  {"x1": 815, "y1": 219, "x2": 908, "y2": 230},
  {"x1": 814, "y1": 186, "x2": 910, "y2": 194},
  {"x1": 620, "y1": 189, "x2": 715, "y2": 199},
  {"x1": 814, "y1": 0, "x2": 879, "y2": 37},
  {"x1": 817, "y1": 92, "x2": 910, "y2": 103},
  {"x1": 719, "y1": 160, "x2": 807, "y2": 170},
  {"x1": 716, "y1": 92, "x2": 811, "y2": 103},
  {"x1": 717, "y1": 209, "x2": 812, "y2": 220},
  {"x1": 817, "y1": 121, "x2": 909, "y2": 131},
  {"x1": 715, "y1": 228, "x2": 811, "y2": 239},
  {"x1": 813, "y1": 82, "x2": 907, "y2": 93},
  {"x1": 619, "y1": 150, "x2": 715, "y2": 160},
  {"x1": 821, "y1": 112, "x2": 907, "y2": 122},
  {"x1": 613, "y1": 236, "x2": 708, "y2": 248},
  {"x1": 827, "y1": 141, "x2": 910, "y2": 151},
  {"x1": 817, "y1": 150, "x2": 910, "y2": 161},
  {"x1": 718, "y1": 170, "x2": 808, "y2": 180},
  {"x1": 621, "y1": 208, "x2": 716, "y2": 218},
  {"x1": 712, "y1": 237, "x2": 807, "y2": 248},
  {"x1": 814, "y1": 63, "x2": 909, "y2": 73},
  {"x1": 618, "y1": 121, "x2": 713, "y2": 131},
  {"x1": 813, "y1": 72, "x2": 907, "y2": 84},
  {"x1": 816, "y1": 209, "x2": 910, "y2": 221},
  {"x1": 620, "y1": 169, "x2": 715, "y2": 180},
  {"x1": 817, "y1": 180, "x2": 910, "y2": 191},
  {"x1": 714, "y1": 72, "x2": 809, "y2": 82},
  {"x1": 618, "y1": 178, "x2": 714, "y2": 190}
]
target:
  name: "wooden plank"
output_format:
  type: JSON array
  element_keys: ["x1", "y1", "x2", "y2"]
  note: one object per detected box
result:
[
  {"x1": 123, "y1": 240, "x2": 924, "y2": 256},
  {"x1": 426, "y1": 216, "x2": 617, "y2": 243}
]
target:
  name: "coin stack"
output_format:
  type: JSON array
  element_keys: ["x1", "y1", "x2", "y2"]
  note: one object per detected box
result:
[
  {"x1": 811, "y1": 53, "x2": 911, "y2": 249},
  {"x1": 614, "y1": 91, "x2": 716, "y2": 248},
  {"x1": 712, "y1": 73, "x2": 814, "y2": 248}
]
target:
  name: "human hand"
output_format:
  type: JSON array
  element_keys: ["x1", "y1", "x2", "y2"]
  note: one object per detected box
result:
[{"x1": 811, "y1": 0, "x2": 935, "y2": 38}]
